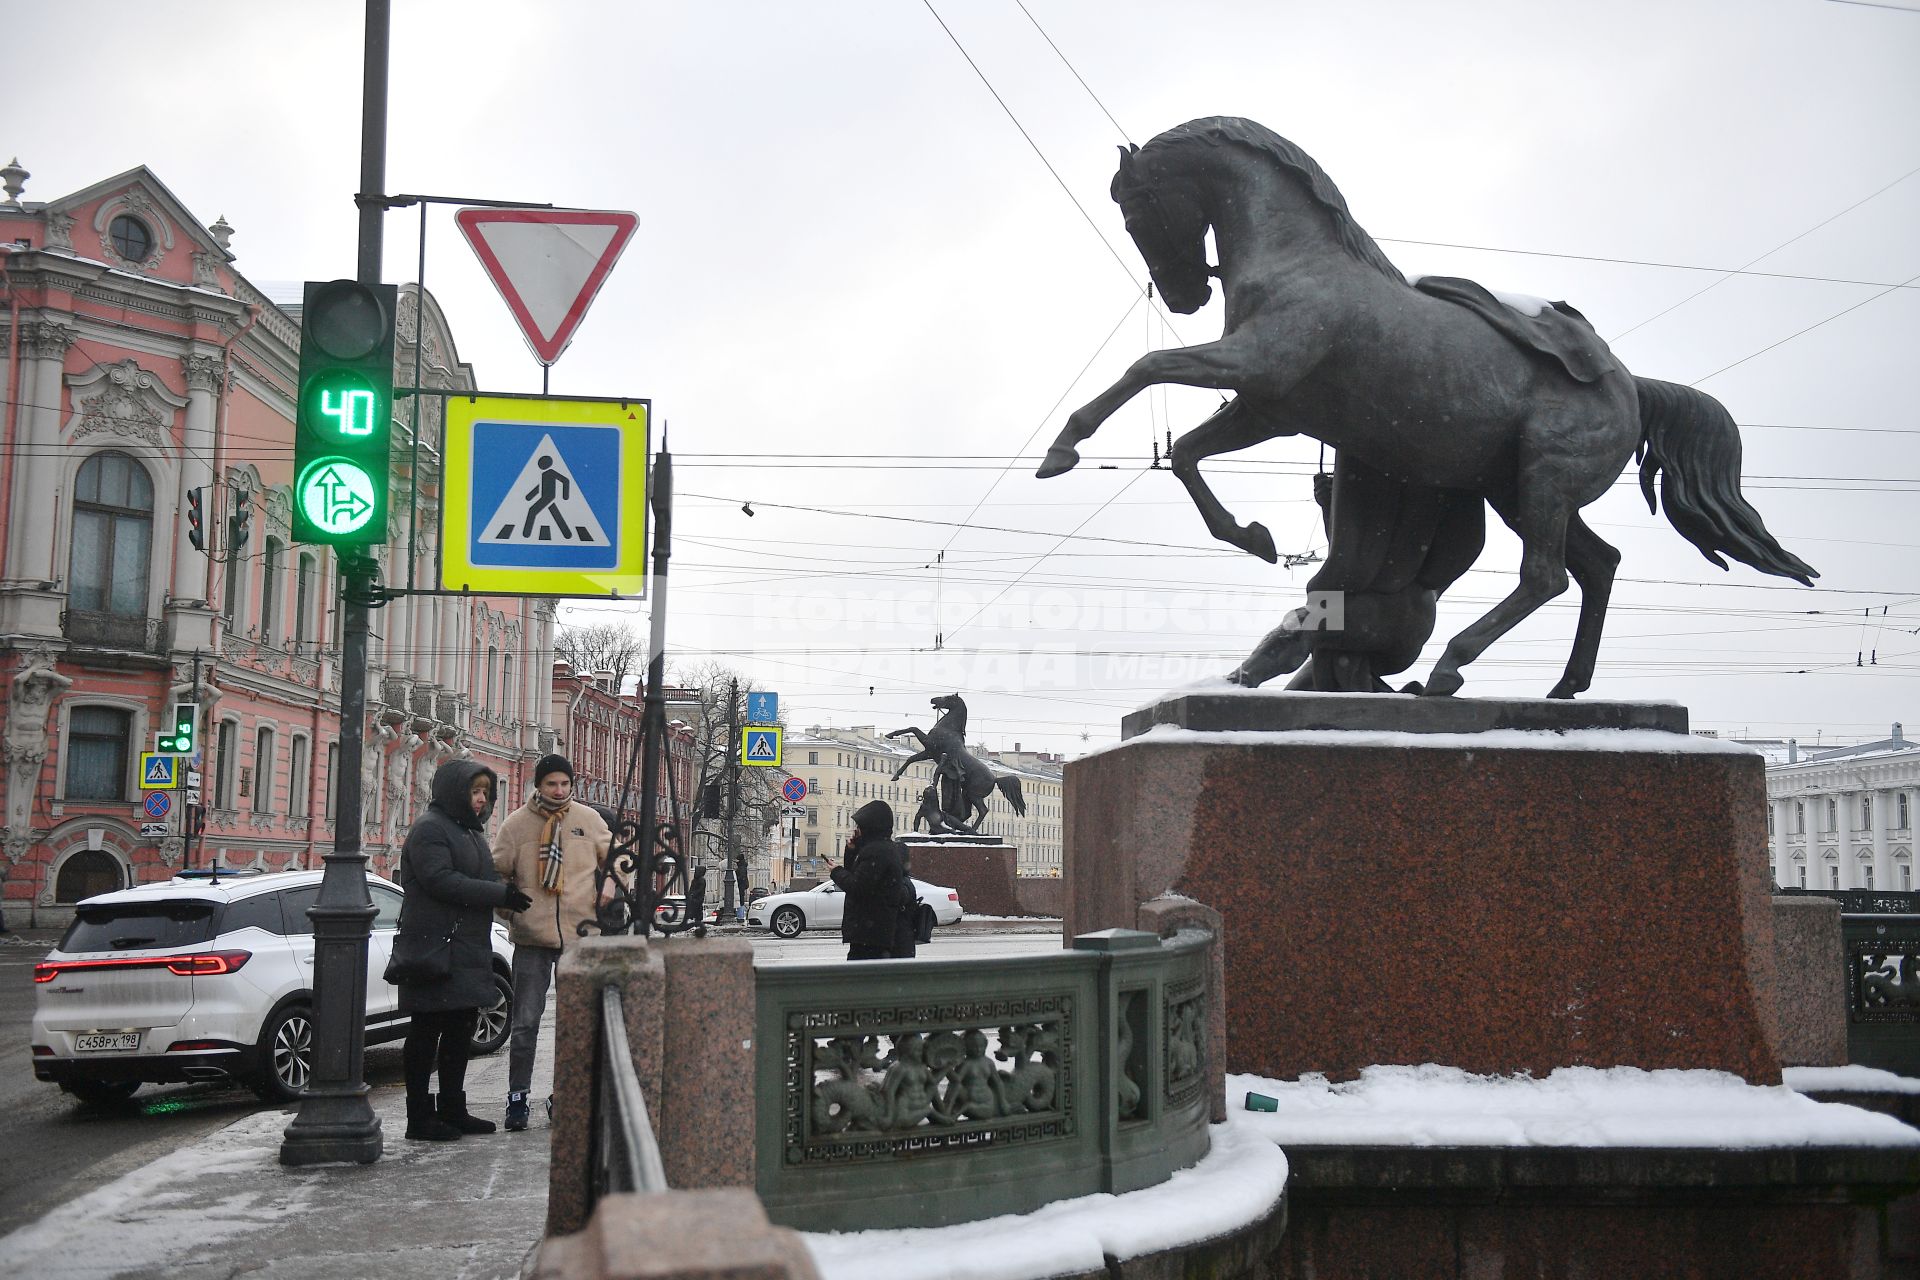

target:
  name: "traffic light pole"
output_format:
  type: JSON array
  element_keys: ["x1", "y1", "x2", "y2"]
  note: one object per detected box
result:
[{"x1": 281, "y1": 0, "x2": 389, "y2": 1167}]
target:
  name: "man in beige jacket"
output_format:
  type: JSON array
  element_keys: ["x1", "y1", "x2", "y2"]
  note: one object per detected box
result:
[{"x1": 493, "y1": 754, "x2": 613, "y2": 1131}]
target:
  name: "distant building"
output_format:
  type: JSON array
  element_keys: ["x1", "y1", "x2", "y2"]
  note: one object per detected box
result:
[
  {"x1": 1766, "y1": 722, "x2": 1918, "y2": 891},
  {"x1": 546, "y1": 663, "x2": 695, "y2": 857},
  {"x1": 781, "y1": 726, "x2": 1064, "y2": 885},
  {"x1": 0, "y1": 159, "x2": 559, "y2": 924}
]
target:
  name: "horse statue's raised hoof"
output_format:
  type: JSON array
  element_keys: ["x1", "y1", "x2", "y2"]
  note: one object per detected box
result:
[
  {"x1": 1239, "y1": 521, "x2": 1278, "y2": 563},
  {"x1": 1036, "y1": 445, "x2": 1081, "y2": 478}
]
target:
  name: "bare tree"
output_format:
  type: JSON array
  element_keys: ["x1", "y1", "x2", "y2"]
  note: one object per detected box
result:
[
  {"x1": 554, "y1": 620, "x2": 648, "y2": 693},
  {"x1": 671, "y1": 660, "x2": 783, "y2": 901}
]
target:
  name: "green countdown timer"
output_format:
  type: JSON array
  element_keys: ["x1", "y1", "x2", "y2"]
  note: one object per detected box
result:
[{"x1": 296, "y1": 457, "x2": 380, "y2": 537}]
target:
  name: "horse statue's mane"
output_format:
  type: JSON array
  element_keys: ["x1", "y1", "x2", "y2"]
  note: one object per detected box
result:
[{"x1": 1143, "y1": 116, "x2": 1404, "y2": 286}]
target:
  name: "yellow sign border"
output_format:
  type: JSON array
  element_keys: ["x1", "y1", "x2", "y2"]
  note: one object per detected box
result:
[
  {"x1": 139, "y1": 752, "x2": 180, "y2": 790},
  {"x1": 740, "y1": 725, "x2": 783, "y2": 767},
  {"x1": 440, "y1": 393, "x2": 650, "y2": 596}
]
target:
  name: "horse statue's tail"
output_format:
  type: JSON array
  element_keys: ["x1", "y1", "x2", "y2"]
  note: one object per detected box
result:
[
  {"x1": 994, "y1": 775, "x2": 1028, "y2": 818},
  {"x1": 1634, "y1": 377, "x2": 1817, "y2": 586}
]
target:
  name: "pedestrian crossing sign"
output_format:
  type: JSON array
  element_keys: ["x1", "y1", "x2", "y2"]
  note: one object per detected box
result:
[
  {"x1": 741, "y1": 725, "x2": 783, "y2": 767},
  {"x1": 441, "y1": 393, "x2": 650, "y2": 596},
  {"x1": 139, "y1": 752, "x2": 181, "y2": 790}
]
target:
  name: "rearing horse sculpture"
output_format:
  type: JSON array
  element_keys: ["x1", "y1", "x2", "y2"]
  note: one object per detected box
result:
[
  {"x1": 888, "y1": 694, "x2": 1027, "y2": 834},
  {"x1": 1037, "y1": 117, "x2": 1815, "y2": 698}
]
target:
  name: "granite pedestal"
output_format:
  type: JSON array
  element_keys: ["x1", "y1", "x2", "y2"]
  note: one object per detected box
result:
[{"x1": 1067, "y1": 692, "x2": 1784, "y2": 1083}]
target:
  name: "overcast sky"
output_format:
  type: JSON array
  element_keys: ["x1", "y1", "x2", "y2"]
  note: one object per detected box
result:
[{"x1": 13, "y1": 0, "x2": 1919, "y2": 754}]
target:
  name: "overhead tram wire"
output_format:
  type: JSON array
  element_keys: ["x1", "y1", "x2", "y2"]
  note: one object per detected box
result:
[
  {"x1": 1690, "y1": 269, "x2": 1920, "y2": 386},
  {"x1": 1607, "y1": 160, "x2": 1920, "y2": 343}
]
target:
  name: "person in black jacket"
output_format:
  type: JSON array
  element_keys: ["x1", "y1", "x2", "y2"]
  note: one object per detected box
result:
[
  {"x1": 830, "y1": 800, "x2": 915, "y2": 961},
  {"x1": 395, "y1": 759, "x2": 532, "y2": 1141}
]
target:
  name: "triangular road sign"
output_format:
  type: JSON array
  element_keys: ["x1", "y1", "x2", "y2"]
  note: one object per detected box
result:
[
  {"x1": 456, "y1": 208, "x2": 638, "y2": 366},
  {"x1": 477, "y1": 432, "x2": 612, "y2": 548}
]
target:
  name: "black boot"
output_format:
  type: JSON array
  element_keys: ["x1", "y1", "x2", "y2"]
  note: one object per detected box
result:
[
  {"x1": 406, "y1": 1092, "x2": 464, "y2": 1142},
  {"x1": 437, "y1": 1090, "x2": 496, "y2": 1135}
]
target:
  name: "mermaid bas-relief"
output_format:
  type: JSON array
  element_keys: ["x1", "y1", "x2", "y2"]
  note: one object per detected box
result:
[{"x1": 1036, "y1": 117, "x2": 1816, "y2": 697}]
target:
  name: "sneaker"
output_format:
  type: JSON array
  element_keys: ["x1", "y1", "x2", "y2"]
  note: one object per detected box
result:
[{"x1": 505, "y1": 1091, "x2": 530, "y2": 1132}]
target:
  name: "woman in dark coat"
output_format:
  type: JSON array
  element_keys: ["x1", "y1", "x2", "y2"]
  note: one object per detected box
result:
[
  {"x1": 830, "y1": 800, "x2": 916, "y2": 960},
  {"x1": 396, "y1": 759, "x2": 530, "y2": 1141}
]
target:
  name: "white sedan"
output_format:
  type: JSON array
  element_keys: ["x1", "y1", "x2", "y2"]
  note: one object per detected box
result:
[{"x1": 747, "y1": 877, "x2": 962, "y2": 939}]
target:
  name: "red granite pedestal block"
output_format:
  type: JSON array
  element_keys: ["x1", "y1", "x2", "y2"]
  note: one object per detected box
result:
[{"x1": 1065, "y1": 732, "x2": 1783, "y2": 1083}]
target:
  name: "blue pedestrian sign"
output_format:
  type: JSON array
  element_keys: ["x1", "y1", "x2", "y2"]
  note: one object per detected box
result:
[
  {"x1": 741, "y1": 726, "x2": 783, "y2": 767},
  {"x1": 442, "y1": 394, "x2": 650, "y2": 596},
  {"x1": 746, "y1": 691, "x2": 778, "y2": 723},
  {"x1": 139, "y1": 752, "x2": 181, "y2": 790}
]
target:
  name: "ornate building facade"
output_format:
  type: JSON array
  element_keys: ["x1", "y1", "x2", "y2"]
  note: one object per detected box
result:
[
  {"x1": 1766, "y1": 723, "x2": 1919, "y2": 892},
  {"x1": 0, "y1": 161, "x2": 560, "y2": 924}
]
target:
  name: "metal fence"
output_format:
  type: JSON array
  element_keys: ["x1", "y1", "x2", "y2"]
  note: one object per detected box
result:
[
  {"x1": 753, "y1": 928, "x2": 1213, "y2": 1232},
  {"x1": 1779, "y1": 887, "x2": 1920, "y2": 916},
  {"x1": 590, "y1": 986, "x2": 667, "y2": 1199}
]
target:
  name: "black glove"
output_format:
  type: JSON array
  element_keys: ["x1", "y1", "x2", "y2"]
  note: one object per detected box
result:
[{"x1": 502, "y1": 887, "x2": 533, "y2": 914}]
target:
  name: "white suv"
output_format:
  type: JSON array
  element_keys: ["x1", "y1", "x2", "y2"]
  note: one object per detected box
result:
[{"x1": 31, "y1": 868, "x2": 515, "y2": 1106}]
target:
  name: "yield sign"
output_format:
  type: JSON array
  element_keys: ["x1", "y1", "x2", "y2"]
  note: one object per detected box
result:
[{"x1": 456, "y1": 208, "x2": 638, "y2": 366}]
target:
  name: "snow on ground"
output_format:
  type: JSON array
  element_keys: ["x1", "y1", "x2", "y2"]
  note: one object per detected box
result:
[
  {"x1": 801, "y1": 1123, "x2": 1287, "y2": 1280},
  {"x1": 1082, "y1": 722, "x2": 1760, "y2": 760},
  {"x1": 1786, "y1": 1065, "x2": 1920, "y2": 1095},
  {"x1": 1229, "y1": 1065, "x2": 1920, "y2": 1148}
]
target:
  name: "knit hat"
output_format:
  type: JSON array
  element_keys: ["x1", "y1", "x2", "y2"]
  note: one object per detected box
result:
[
  {"x1": 533, "y1": 754, "x2": 574, "y2": 786},
  {"x1": 852, "y1": 800, "x2": 894, "y2": 836}
]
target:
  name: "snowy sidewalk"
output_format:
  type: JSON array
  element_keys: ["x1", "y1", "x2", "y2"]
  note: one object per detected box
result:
[{"x1": 0, "y1": 1009, "x2": 556, "y2": 1280}]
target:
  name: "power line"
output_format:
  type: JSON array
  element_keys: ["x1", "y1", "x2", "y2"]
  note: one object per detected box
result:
[
  {"x1": 1692, "y1": 269, "x2": 1920, "y2": 386},
  {"x1": 1014, "y1": 0, "x2": 1134, "y2": 146}
]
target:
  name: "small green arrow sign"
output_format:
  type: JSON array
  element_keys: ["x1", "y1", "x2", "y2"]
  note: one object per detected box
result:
[{"x1": 297, "y1": 457, "x2": 379, "y2": 536}]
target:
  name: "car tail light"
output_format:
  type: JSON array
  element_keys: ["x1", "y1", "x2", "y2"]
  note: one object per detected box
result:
[
  {"x1": 166, "y1": 1039, "x2": 227, "y2": 1052},
  {"x1": 33, "y1": 950, "x2": 252, "y2": 981},
  {"x1": 165, "y1": 951, "x2": 251, "y2": 976},
  {"x1": 947, "y1": 893, "x2": 959, "y2": 901},
  {"x1": 31, "y1": 1045, "x2": 52, "y2": 1056}
]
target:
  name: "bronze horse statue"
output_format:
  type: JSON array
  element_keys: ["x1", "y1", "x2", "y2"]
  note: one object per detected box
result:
[
  {"x1": 1037, "y1": 117, "x2": 1815, "y2": 698},
  {"x1": 888, "y1": 694, "x2": 1027, "y2": 833}
]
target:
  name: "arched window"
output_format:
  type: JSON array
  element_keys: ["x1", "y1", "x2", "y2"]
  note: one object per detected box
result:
[
  {"x1": 253, "y1": 727, "x2": 275, "y2": 812},
  {"x1": 500, "y1": 653, "x2": 514, "y2": 720},
  {"x1": 215, "y1": 720, "x2": 238, "y2": 809},
  {"x1": 260, "y1": 536, "x2": 283, "y2": 641},
  {"x1": 69, "y1": 452, "x2": 153, "y2": 618},
  {"x1": 485, "y1": 645, "x2": 497, "y2": 710},
  {"x1": 289, "y1": 736, "x2": 310, "y2": 819},
  {"x1": 56, "y1": 850, "x2": 123, "y2": 903},
  {"x1": 65, "y1": 706, "x2": 133, "y2": 800}
]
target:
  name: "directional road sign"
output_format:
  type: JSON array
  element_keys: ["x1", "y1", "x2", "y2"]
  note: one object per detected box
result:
[
  {"x1": 139, "y1": 753, "x2": 181, "y2": 790},
  {"x1": 143, "y1": 791, "x2": 172, "y2": 820},
  {"x1": 741, "y1": 726, "x2": 783, "y2": 768},
  {"x1": 746, "y1": 691, "x2": 778, "y2": 723},
  {"x1": 780, "y1": 776, "x2": 807, "y2": 803},
  {"x1": 441, "y1": 393, "x2": 650, "y2": 596},
  {"x1": 455, "y1": 208, "x2": 638, "y2": 366}
]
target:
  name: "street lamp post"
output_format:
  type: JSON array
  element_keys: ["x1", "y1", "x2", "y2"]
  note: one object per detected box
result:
[{"x1": 279, "y1": 0, "x2": 389, "y2": 1167}]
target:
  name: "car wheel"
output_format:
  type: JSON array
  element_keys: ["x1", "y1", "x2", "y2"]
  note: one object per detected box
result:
[
  {"x1": 63, "y1": 1078, "x2": 141, "y2": 1107},
  {"x1": 770, "y1": 905, "x2": 805, "y2": 939},
  {"x1": 471, "y1": 971, "x2": 513, "y2": 1056},
  {"x1": 251, "y1": 1003, "x2": 313, "y2": 1103}
]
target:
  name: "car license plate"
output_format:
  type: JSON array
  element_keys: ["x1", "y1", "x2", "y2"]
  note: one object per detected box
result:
[{"x1": 75, "y1": 1031, "x2": 141, "y2": 1052}]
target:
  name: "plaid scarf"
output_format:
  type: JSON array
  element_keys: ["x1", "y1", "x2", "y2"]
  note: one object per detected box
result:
[{"x1": 530, "y1": 794, "x2": 570, "y2": 895}]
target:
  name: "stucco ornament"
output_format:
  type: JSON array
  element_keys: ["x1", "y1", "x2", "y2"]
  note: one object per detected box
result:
[
  {"x1": 66, "y1": 358, "x2": 188, "y2": 450},
  {"x1": 4, "y1": 649, "x2": 73, "y2": 858}
]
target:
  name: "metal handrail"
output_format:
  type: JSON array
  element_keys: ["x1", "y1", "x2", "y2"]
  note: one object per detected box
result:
[{"x1": 595, "y1": 985, "x2": 667, "y2": 1196}]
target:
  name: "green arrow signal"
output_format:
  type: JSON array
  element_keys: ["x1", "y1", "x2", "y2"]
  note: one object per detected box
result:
[{"x1": 296, "y1": 457, "x2": 379, "y2": 536}]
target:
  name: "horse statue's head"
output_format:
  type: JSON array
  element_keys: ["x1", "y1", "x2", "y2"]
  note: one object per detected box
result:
[
  {"x1": 930, "y1": 692, "x2": 964, "y2": 717},
  {"x1": 1112, "y1": 143, "x2": 1213, "y2": 315}
]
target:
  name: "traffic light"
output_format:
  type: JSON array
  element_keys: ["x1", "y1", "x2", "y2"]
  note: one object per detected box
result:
[
  {"x1": 292, "y1": 279, "x2": 396, "y2": 546},
  {"x1": 157, "y1": 702, "x2": 196, "y2": 755},
  {"x1": 187, "y1": 487, "x2": 206, "y2": 551},
  {"x1": 229, "y1": 497, "x2": 250, "y2": 551}
]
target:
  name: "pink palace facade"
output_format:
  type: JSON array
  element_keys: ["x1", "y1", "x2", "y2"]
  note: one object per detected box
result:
[{"x1": 0, "y1": 159, "x2": 567, "y2": 924}]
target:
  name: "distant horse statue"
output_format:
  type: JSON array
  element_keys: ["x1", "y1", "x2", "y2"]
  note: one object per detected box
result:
[
  {"x1": 888, "y1": 694, "x2": 1027, "y2": 833},
  {"x1": 1037, "y1": 117, "x2": 1815, "y2": 698}
]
